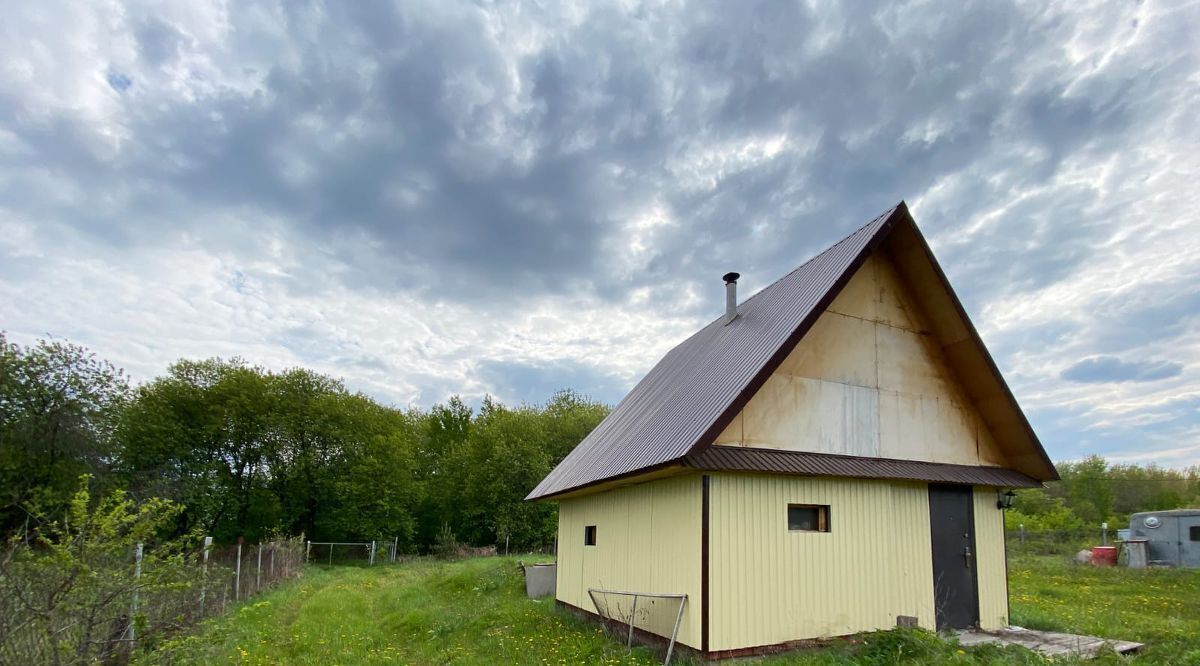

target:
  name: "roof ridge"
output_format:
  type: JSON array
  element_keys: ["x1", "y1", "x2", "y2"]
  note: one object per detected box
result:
[
  {"x1": 731, "y1": 203, "x2": 902, "y2": 312},
  {"x1": 675, "y1": 203, "x2": 903, "y2": 342},
  {"x1": 618, "y1": 203, "x2": 905, "y2": 407}
]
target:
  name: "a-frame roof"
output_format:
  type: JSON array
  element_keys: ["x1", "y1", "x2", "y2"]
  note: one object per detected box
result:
[{"x1": 527, "y1": 203, "x2": 1058, "y2": 500}]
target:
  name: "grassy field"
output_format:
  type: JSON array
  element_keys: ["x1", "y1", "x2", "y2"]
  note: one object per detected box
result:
[
  {"x1": 142, "y1": 555, "x2": 1199, "y2": 665},
  {"x1": 1007, "y1": 556, "x2": 1200, "y2": 665}
]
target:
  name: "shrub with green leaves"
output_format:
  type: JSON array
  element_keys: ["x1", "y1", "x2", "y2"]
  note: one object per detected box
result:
[{"x1": 0, "y1": 476, "x2": 196, "y2": 664}]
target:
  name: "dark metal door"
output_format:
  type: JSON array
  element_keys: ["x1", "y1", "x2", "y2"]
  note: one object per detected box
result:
[{"x1": 928, "y1": 484, "x2": 979, "y2": 630}]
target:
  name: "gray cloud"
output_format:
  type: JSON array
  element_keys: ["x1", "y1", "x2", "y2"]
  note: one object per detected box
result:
[
  {"x1": 1061, "y1": 356, "x2": 1184, "y2": 384},
  {"x1": 474, "y1": 360, "x2": 628, "y2": 407},
  {"x1": 134, "y1": 16, "x2": 187, "y2": 67},
  {"x1": 5, "y1": 0, "x2": 1151, "y2": 306},
  {"x1": 0, "y1": 0, "x2": 1198, "y2": 465}
]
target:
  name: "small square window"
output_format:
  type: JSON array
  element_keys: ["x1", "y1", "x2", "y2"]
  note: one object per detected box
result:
[
  {"x1": 1190, "y1": 526, "x2": 1199, "y2": 542},
  {"x1": 788, "y1": 504, "x2": 830, "y2": 532},
  {"x1": 584, "y1": 525, "x2": 597, "y2": 546}
]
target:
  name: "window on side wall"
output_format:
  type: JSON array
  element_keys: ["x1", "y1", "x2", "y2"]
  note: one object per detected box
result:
[
  {"x1": 584, "y1": 525, "x2": 597, "y2": 546},
  {"x1": 788, "y1": 504, "x2": 830, "y2": 532},
  {"x1": 1190, "y1": 525, "x2": 1200, "y2": 542}
]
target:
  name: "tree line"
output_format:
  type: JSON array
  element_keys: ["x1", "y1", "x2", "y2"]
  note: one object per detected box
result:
[
  {"x1": 2, "y1": 332, "x2": 1198, "y2": 551},
  {"x1": 0, "y1": 333, "x2": 607, "y2": 552},
  {"x1": 1006, "y1": 456, "x2": 1200, "y2": 533}
]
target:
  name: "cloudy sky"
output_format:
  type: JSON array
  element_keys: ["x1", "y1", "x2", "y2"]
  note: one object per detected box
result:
[{"x1": 2, "y1": 0, "x2": 1197, "y2": 466}]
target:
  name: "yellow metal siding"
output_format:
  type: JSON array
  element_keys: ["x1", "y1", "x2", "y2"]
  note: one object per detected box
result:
[
  {"x1": 973, "y1": 487, "x2": 1009, "y2": 629},
  {"x1": 555, "y1": 474, "x2": 703, "y2": 648},
  {"x1": 708, "y1": 473, "x2": 936, "y2": 651}
]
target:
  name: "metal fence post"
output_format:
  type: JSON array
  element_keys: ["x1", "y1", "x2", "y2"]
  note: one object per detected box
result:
[
  {"x1": 270, "y1": 541, "x2": 276, "y2": 578},
  {"x1": 369, "y1": 540, "x2": 376, "y2": 566},
  {"x1": 329, "y1": 543, "x2": 334, "y2": 566},
  {"x1": 130, "y1": 542, "x2": 144, "y2": 642},
  {"x1": 256, "y1": 543, "x2": 263, "y2": 592},
  {"x1": 235, "y1": 543, "x2": 242, "y2": 601},
  {"x1": 305, "y1": 540, "x2": 311, "y2": 564},
  {"x1": 666, "y1": 595, "x2": 686, "y2": 665},
  {"x1": 200, "y1": 536, "x2": 213, "y2": 614},
  {"x1": 392, "y1": 536, "x2": 399, "y2": 562}
]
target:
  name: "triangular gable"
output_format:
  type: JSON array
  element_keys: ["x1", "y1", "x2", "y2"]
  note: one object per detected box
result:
[
  {"x1": 875, "y1": 212, "x2": 1057, "y2": 480},
  {"x1": 527, "y1": 203, "x2": 1057, "y2": 500},
  {"x1": 713, "y1": 250, "x2": 1011, "y2": 469}
]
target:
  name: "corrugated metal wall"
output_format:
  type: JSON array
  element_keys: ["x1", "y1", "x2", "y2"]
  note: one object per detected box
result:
[
  {"x1": 558, "y1": 473, "x2": 1010, "y2": 653},
  {"x1": 972, "y1": 486, "x2": 1009, "y2": 629},
  {"x1": 708, "y1": 473, "x2": 937, "y2": 651},
  {"x1": 556, "y1": 474, "x2": 703, "y2": 649}
]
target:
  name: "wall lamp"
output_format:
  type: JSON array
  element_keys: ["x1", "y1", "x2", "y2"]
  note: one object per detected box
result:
[{"x1": 996, "y1": 489, "x2": 1016, "y2": 510}]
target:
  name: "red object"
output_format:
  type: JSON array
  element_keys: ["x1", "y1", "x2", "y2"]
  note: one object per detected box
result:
[{"x1": 1091, "y1": 546, "x2": 1118, "y2": 567}]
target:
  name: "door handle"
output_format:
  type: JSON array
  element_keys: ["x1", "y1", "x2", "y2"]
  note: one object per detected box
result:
[{"x1": 963, "y1": 546, "x2": 973, "y2": 569}]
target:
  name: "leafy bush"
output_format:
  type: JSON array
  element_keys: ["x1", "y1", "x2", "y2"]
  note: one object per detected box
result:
[{"x1": 0, "y1": 476, "x2": 193, "y2": 663}]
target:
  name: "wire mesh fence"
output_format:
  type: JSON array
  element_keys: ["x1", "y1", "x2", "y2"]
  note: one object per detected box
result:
[
  {"x1": 0, "y1": 536, "x2": 304, "y2": 665},
  {"x1": 304, "y1": 538, "x2": 403, "y2": 567},
  {"x1": 207, "y1": 540, "x2": 306, "y2": 607},
  {"x1": 1005, "y1": 525, "x2": 1123, "y2": 557}
]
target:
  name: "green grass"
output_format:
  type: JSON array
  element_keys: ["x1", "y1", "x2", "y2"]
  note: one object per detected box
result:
[
  {"x1": 141, "y1": 557, "x2": 658, "y2": 665},
  {"x1": 141, "y1": 555, "x2": 1200, "y2": 665},
  {"x1": 1007, "y1": 555, "x2": 1200, "y2": 665}
]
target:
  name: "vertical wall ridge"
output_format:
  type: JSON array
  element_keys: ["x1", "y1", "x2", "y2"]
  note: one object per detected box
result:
[
  {"x1": 555, "y1": 474, "x2": 704, "y2": 648},
  {"x1": 708, "y1": 473, "x2": 938, "y2": 651}
]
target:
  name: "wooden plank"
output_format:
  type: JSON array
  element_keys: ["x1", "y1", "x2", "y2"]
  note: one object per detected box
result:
[{"x1": 956, "y1": 628, "x2": 1143, "y2": 659}]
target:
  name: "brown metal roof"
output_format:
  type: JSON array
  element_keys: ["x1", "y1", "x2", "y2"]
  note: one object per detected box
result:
[
  {"x1": 527, "y1": 205, "x2": 902, "y2": 500},
  {"x1": 684, "y1": 446, "x2": 1042, "y2": 488},
  {"x1": 526, "y1": 202, "x2": 1057, "y2": 500}
]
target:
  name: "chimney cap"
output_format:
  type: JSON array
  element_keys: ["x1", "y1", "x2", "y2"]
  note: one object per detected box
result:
[{"x1": 722, "y1": 272, "x2": 740, "y2": 284}]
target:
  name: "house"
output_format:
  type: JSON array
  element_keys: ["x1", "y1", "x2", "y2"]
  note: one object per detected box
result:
[{"x1": 526, "y1": 203, "x2": 1059, "y2": 659}]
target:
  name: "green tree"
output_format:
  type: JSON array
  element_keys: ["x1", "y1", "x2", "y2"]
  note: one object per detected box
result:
[
  {"x1": 309, "y1": 392, "x2": 422, "y2": 546},
  {"x1": 1055, "y1": 455, "x2": 1114, "y2": 525},
  {"x1": 434, "y1": 391, "x2": 608, "y2": 552},
  {"x1": 117, "y1": 358, "x2": 276, "y2": 542},
  {"x1": 1004, "y1": 488, "x2": 1086, "y2": 532},
  {"x1": 458, "y1": 397, "x2": 554, "y2": 550},
  {"x1": 414, "y1": 396, "x2": 473, "y2": 547},
  {"x1": 541, "y1": 389, "x2": 610, "y2": 462},
  {"x1": 118, "y1": 360, "x2": 426, "y2": 546},
  {"x1": 1106, "y1": 462, "x2": 1195, "y2": 521},
  {"x1": 265, "y1": 368, "x2": 355, "y2": 541},
  {"x1": 0, "y1": 333, "x2": 129, "y2": 534}
]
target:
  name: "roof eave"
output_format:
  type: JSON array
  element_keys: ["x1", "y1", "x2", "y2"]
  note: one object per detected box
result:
[
  {"x1": 684, "y1": 446, "x2": 1045, "y2": 488},
  {"x1": 894, "y1": 212, "x2": 1060, "y2": 481},
  {"x1": 525, "y1": 461, "x2": 691, "y2": 501}
]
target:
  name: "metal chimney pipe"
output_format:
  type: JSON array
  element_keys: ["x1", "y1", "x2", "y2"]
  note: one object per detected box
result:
[{"x1": 722, "y1": 272, "x2": 740, "y2": 324}]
